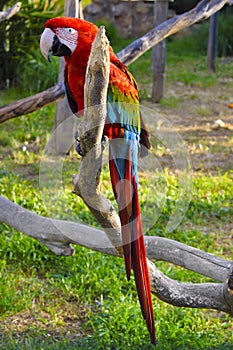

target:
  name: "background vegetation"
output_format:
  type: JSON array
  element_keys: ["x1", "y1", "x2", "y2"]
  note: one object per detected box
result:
[
  {"x1": 0, "y1": 3, "x2": 233, "y2": 349},
  {"x1": 1, "y1": 1, "x2": 233, "y2": 90}
]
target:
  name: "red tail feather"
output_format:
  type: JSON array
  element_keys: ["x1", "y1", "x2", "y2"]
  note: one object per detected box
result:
[
  {"x1": 109, "y1": 150, "x2": 156, "y2": 345},
  {"x1": 131, "y1": 175, "x2": 156, "y2": 345}
]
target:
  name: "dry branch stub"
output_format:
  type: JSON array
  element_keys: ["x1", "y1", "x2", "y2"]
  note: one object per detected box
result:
[{"x1": 72, "y1": 26, "x2": 123, "y2": 254}]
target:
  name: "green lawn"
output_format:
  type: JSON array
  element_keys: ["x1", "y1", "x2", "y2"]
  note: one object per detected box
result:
[{"x1": 0, "y1": 31, "x2": 233, "y2": 349}]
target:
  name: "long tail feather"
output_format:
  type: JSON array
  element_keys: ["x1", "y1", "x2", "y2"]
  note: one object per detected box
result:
[
  {"x1": 109, "y1": 151, "x2": 131, "y2": 280},
  {"x1": 109, "y1": 144, "x2": 156, "y2": 345},
  {"x1": 131, "y1": 175, "x2": 156, "y2": 345}
]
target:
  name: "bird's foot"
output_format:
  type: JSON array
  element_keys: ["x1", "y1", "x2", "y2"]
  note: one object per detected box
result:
[
  {"x1": 101, "y1": 135, "x2": 108, "y2": 150},
  {"x1": 74, "y1": 131, "x2": 85, "y2": 156}
]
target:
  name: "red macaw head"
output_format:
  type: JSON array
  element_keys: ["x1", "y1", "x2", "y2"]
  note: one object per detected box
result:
[{"x1": 40, "y1": 17, "x2": 98, "y2": 63}]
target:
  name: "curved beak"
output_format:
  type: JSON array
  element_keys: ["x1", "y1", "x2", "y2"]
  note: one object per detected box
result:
[{"x1": 40, "y1": 28, "x2": 54, "y2": 62}]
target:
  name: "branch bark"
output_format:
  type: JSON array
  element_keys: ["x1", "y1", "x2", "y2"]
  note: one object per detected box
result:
[
  {"x1": 0, "y1": 2, "x2": 21, "y2": 22},
  {"x1": 0, "y1": 195, "x2": 233, "y2": 314},
  {"x1": 0, "y1": 0, "x2": 229, "y2": 123},
  {"x1": 0, "y1": 83, "x2": 65, "y2": 123},
  {"x1": 118, "y1": 0, "x2": 229, "y2": 64},
  {"x1": 148, "y1": 260, "x2": 233, "y2": 315},
  {"x1": 72, "y1": 26, "x2": 123, "y2": 254}
]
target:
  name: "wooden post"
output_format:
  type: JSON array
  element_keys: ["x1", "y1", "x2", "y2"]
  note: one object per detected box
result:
[
  {"x1": 207, "y1": 11, "x2": 219, "y2": 73},
  {"x1": 151, "y1": 0, "x2": 168, "y2": 103},
  {"x1": 53, "y1": 0, "x2": 81, "y2": 155},
  {"x1": 75, "y1": 0, "x2": 83, "y2": 19}
]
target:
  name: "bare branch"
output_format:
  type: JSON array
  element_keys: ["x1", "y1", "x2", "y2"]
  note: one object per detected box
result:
[
  {"x1": 0, "y1": 195, "x2": 116, "y2": 256},
  {"x1": 148, "y1": 260, "x2": 233, "y2": 315},
  {"x1": 0, "y1": 83, "x2": 65, "y2": 123},
  {"x1": 0, "y1": 195, "x2": 231, "y2": 279},
  {"x1": 118, "y1": 0, "x2": 229, "y2": 65},
  {"x1": 0, "y1": 0, "x2": 228, "y2": 122},
  {"x1": 0, "y1": 195, "x2": 233, "y2": 314},
  {"x1": 146, "y1": 236, "x2": 232, "y2": 283},
  {"x1": 72, "y1": 26, "x2": 123, "y2": 254},
  {"x1": 0, "y1": 2, "x2": 21, "y2": 22}
]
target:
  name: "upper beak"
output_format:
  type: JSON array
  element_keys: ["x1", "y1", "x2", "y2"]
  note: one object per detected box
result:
[{"x1": 40, "y1": 28, "x2": 54, "y2": 61}]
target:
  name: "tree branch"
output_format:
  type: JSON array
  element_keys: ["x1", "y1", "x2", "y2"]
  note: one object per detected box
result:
[
  {"x1": 148, "y1": 260, "x2": 233, "y2": 315},
  {"x1": 0, "y1": 195, "x2": 231, "y2": 280},
  {"x1": 72, "y1": 26, "x2": 123, "y2": 254},
  {"x1": 0, "y1": 83, "x2": 65, "y2": 123},
  {"x1": 0, "y1": 2, "x2": 21, "y2": 22},
  {"x1": 146, "y1": 236, "x2": 232, "y2": 283},
  {"x1": 118, "y1": 0, "x2": 230, "y2": 65},
  {"x1": 0, "y1": 0, "x2": 229, "y2": 123},
  {"x1": 0, "y1": 195, "x2": 233, "y2": 314}
]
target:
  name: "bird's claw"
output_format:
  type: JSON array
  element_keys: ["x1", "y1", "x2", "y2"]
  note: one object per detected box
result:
[
  {"x1": 74, "y1": 131, "x2": 85, "y2": 156},
  {"x1": 101, "y1": 135, "x2": 108, "y2": 149},
  {"x1": 74, "y1": 133, "x2": 108, "y2": 156},
  {"x1": 75, "y1": 142, "x2": 85, "y2": 156},
  {"x1": 74, "y1": 130, "x2": 79, "y2": 142}
]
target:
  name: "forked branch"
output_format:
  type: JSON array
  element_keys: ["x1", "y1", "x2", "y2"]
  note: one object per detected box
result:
[{"x1": 72, "y1": 25, "x2": 233, "y2": 315}]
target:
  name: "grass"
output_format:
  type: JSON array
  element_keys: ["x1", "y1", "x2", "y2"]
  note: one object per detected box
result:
[{"x1": 0, "y1": 31, "x2": 233, "y2": 349}]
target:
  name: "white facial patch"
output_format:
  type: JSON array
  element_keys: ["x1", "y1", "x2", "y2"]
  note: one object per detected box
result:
[{"x1": 55, "y1": 27, "x2": 78, "y2": 54}]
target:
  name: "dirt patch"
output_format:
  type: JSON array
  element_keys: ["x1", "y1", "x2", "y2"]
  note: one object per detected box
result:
[
  {"x1": 143, "y1": 80, "x2": 233, "y2": 174},
  {"x1": 0, "y1": 299, "x2": 87, "y2": 344}
]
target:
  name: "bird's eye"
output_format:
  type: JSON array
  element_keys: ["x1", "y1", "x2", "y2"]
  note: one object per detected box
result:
[{"x1": 66, "y1": 28, "x2": 76, "y2": 35}]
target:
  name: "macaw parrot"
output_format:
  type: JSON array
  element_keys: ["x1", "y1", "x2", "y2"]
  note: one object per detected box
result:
[{"x1": 40, "y1": 17, "x2": 156, "y2": 345}]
